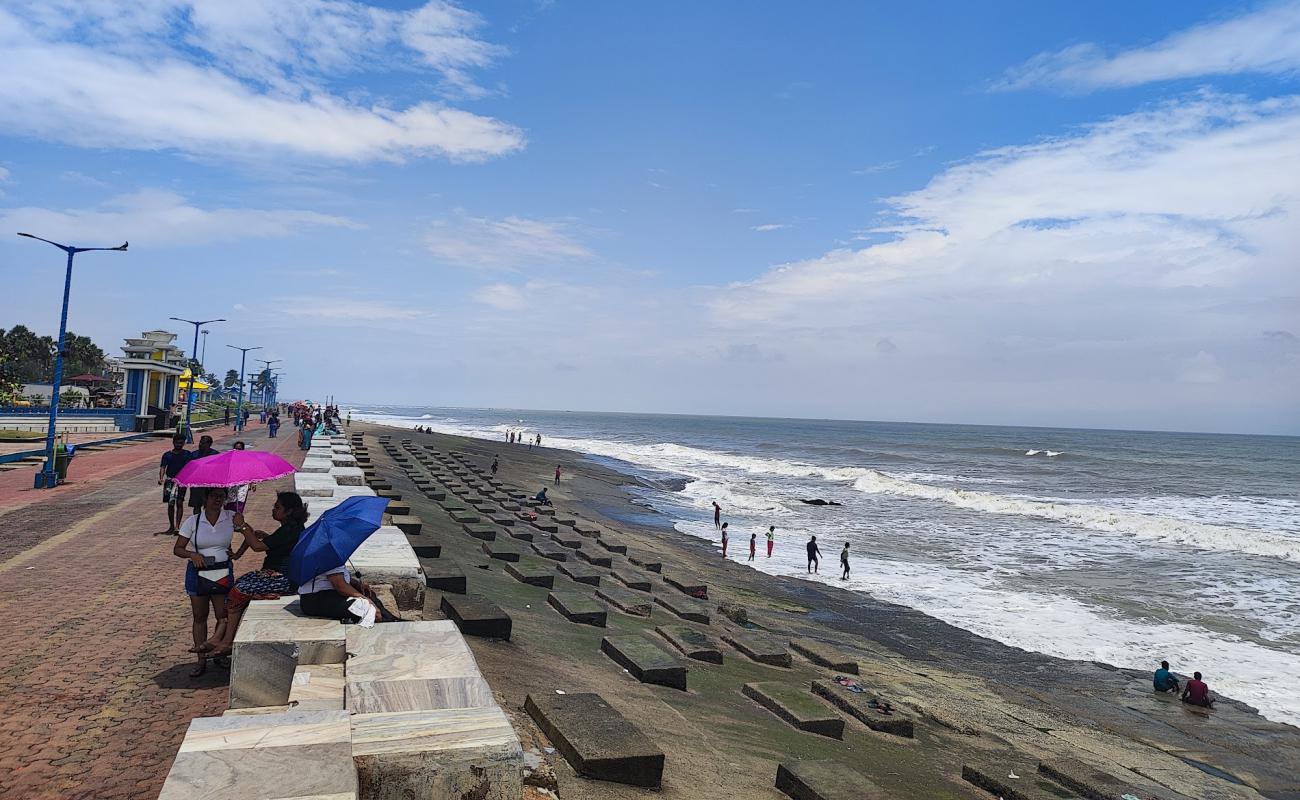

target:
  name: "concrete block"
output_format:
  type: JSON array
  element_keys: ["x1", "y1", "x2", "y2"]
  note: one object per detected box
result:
[
  {"x1": 558, "y1": 562, "x2": 602, "y2": 586},
  {"x1": 532, "y1": 519, "x2": 560, "y2": 534},
  {"x1": 572, "y1": 520, "x2": 601, "y2": 536},
  {"x1": 385, "y1": 501, "x2": 412, "y2": 516},
  {"x1": 811, "y1": 680, "x2": 914, "y2": 738},
  {"x1": 576, "y1": 549, "x2": 612, "y2": 568},
  {"x1": 722, "y1": 629, "x2": 792, "y2": 667},
  {"x1": 610, "y1": 567, "x2": 651, "y2": 592},
  {"x1": 450, "y1": 510, "x2": 481, "y2": 524},
  {"x1": 627, "y1": 552, "x2": 663, "y2": 572},
  {"x1": 962, "y1": 761, "x2": 1065, "y2": 800},
  {"x1": 549, "y1": 530, "x2": 582, "y2": 548},
  {"x1": 462, "y1": 523, "x2": 497, "y2": 541},
  {"x1": 505, "y1": 560, "x2": 555, "y2": 588},
  {"x1": 424, "y1": 562, "x2": 466, "y2": 594},
  {"x1": 775, "y1": 760, "x2": 888, "y2": 800},
  {"x1": 600, "y1": 635, "x2": 687, "y2": 691},
  {"x1": 743, "y1": 682, "x2": 843, "y2": 739},
  {"x1": 789, "y1": 638, "x2": 859, "y2": 674},
  {"x1": 547, "y1": 591, "x2": 608, "y2": 627},
  {"x1": 653, "y1": 593, "x2": 710, "y2": 624},
  {"x1": 596, "y1": 585, "x2": 653, "y2": 617},
  {"x1": 524, "y1": 693, "x2": 664, "y2": 788},
  {"x1": 351, "y1": 707, "x2": 523, "y2": 800},
  {"x1": 1038, "y1": 758, "x2": 1187, "y2": 800},
  {"x1": 440, "y1": 594, "x2": 512, "y2": 640},
  {"x1": 596, "y1": 536, "x2": 628, "y2": 555},
  {"x1": 158, "y1": 710, "x2": 356, "y2": 800},
  {"x1": 664, "y1": 572, "x2": 708, "y2": 599},
  {"x1": 229, "y1": 598, "x2": 346, "y2": 709},
  {"x1": 656, "y1": 625, "x2": 723, "y2": 663},
  {"x1": 390, "y1": 515, "x2": 422, "y2": 535},
  {"x1": 529, "y1": 540, "x2": 568, "y2": 561},
  {"x1": 480, "y1": 540, "x2": 521, "y2": 562},
  {"x1": 412, "y1": 543, "x2": 442, "y2": 559}
]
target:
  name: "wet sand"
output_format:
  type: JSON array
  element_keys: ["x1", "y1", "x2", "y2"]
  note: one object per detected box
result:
[{"x1": 365, "y1": 421, "x2": 1300, "y2": 799}]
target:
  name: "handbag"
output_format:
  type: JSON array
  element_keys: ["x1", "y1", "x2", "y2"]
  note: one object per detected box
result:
[{"x1": 195, "y1": 559, "x2": 233, "y2": 595}]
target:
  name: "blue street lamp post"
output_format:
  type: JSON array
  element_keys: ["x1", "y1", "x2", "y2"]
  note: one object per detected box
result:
[
  {"x1": 170, "y1": 316, "x2": 225, "y2": 444},
  {"x1": 17, "y1": 232, "x2": 128, "y2": 489},
  {"x1": 256, "y1": 359, "x2": 281, "y2": 410},
  {"x1": 226, "y1": 344, "x2": 261, "y2": 432}
]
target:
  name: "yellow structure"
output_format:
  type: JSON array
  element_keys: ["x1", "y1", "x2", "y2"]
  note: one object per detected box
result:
[{"x1": 177, "y1": 368, "x2": 212, "y2": 403}]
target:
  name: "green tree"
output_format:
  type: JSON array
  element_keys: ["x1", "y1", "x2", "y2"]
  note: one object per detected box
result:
[
  {"x1": 224, "y1": 369, "x2": 240, "y2": 389},
  {"x1": 0, "y1": 325, "x2": 55, "y2": 383},
  {"x1": 62, "y1": 332, "x2": 108, "y2": 378}
]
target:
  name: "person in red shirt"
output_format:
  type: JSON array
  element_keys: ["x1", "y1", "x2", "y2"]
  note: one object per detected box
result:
[{"x1": 1181, "y1": 671, "x2": 1214, "y2": 708}]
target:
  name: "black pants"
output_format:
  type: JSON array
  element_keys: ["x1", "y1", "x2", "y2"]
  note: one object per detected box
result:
[{"x1": 300, "y1": 589, "x2": 397, "y2": 622}]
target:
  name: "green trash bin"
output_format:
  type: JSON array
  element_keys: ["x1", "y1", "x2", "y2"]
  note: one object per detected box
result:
[{"x1": 54, "y1": 443, "x2": 72, "y2": 483}]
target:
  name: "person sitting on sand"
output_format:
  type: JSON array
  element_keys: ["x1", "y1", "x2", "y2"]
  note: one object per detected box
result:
[
  {"x1": 193, "y1": 491, "x2": 309, "y2": 658},
  {"x1": 1154, "y1": 660, "x2": 1180, "y2": 694},
  {"x1": 807, "y1": 535, "x2": 821, "y2": 573},
  {"x1": 1182, "y1": 671, "x2": 1214, "y2": 708},
  {"x1": 535, "y1": 487, "x2": 552, "y2": 506}
]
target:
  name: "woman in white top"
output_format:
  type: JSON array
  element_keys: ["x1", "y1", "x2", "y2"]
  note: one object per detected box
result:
[{"x1": 173, "y1": 485, "x2": 239, "y2": 677}]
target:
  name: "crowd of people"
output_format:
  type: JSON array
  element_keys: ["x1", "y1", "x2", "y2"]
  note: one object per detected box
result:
[
  {"x1": 709, "y1": 502, "x2": 851, "y2": 580},
  {"x1": 1154, "y1": 660, "x2": 1216, "y2": 707}
]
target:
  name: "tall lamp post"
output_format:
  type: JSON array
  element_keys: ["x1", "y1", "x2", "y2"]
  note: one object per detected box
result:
[
  {"x1": 17, "y1": 232, "x2": 128, "y2": 489},
  {"x1": 170, "y1": 317, "x2": 225, "y2": 443},
  {"x1": 256, "y1": 359, "x2": 281, "y2": 409},
  {"x1": 226, "y1": 344, "x2": 261, "y2": 432},
  {"x1": 200, "y1": 329, "x2": 210, "y2": 368}
]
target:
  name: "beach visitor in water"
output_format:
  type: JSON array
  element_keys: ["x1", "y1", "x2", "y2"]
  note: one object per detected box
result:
[
  {"x1": 766, "y1": 525, "x2": 775, "y2": 558},
  {"x1": 749, "y1": 532, "x2": 756, "y2": 561},
  {"x1": 720, "y1": 522, "x2": 728, "y2": 557},
  {"x1": 807, "y1": 535, "x2": 821, "y2": 573},
  {"x1": 840, "y1": 542, "x2": 850, "y2": 580}
]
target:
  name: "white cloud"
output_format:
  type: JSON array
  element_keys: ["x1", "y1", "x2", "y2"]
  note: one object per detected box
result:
[
  {"x1": 852, "y1": 160, "x2": 900, "y2": 175},
  {"x1": 709, "y1": 93, "x2": 1300, "y2": 418},
  {"x1": 1180, "y1": 351, "x2": 1225, "y2": 384},
  {"x1": 425, "y1": 214, "x2": 591, "y2": 268},
  {"x1": 279, "y1": 296, "x2": 432, "y2": 322},
  {"x1": 0, "y1": 2, "x2": 524, "y2": 161},
  {"x1": 995, "y1": 1, "x2": 1300, "y2": 91},
  {"x1": 0, "y1": 188, "x2": 361, "y2": 246},
  {"x1": 751, "y1": 223, "x2": 788, "y2": 232},
  {"x1": 473, "y1": 283, "x2": 528, "y2": 309}
]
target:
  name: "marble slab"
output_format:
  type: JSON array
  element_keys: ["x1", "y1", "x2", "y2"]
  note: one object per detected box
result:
[
  {"x1": 300, "y1": 456, "x2": 334, "y2": 474},
  {"x1": 351, "y1": 707, "x2": 523, "y2": 800},
  {"x1": 331, "y1": 454, "x2": 358, "y2": 467},
  {"x1": 160, "y1": 710, "x2": 356, "y2": 800},
  {"x1": 345, "y1": 622, "x2": 495, "y2": 715},
  {"x1": 347, "y1": 527, "x2": 425, "y2": 611},
  {"x1": 329, "y1": 466, "x2": 365, "y2": 486},
  {"x1": 230, "y1": 598, "x2": 347, "y2": 709},
  {"x1": 289, "y1": 663, "x2": 346, "y2": 711},
  {"x1": 296, "y1": 472, "x2": 341, "y2": 497}
]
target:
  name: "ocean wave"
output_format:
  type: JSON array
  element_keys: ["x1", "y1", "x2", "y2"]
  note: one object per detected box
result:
[{"x1": 852, "y1": 469, "x2": 1300, "y2": 563}]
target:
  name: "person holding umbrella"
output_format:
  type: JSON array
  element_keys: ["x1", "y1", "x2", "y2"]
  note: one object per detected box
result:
[
  {"x1": 173, "y1": 485, "x2": 237, "y2": 677},
  {"x1": 289, "y1": 496, "x2": 395, "y2": 624}
]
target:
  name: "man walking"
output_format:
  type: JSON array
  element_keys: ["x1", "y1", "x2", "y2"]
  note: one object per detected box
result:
[
  {"x1": 806, "y1": 535, "x2": 821, "y2": 573},
  {"x1": 158, "y1": 434, "x2": 190, "y2": 534},
  {"x1": 840, "y1": 542, "x2": 850, "y2": 580},
  {"x1": 223, "y1": 406, "x2": 230, "y2": 426},
  {"x1": 766, "y1": 525, "x2": 775, "y2": 558}
]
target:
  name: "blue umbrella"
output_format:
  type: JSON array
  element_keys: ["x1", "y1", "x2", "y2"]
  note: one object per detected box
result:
[{"x1": 288, "y1": 495, "x2": 390, "y2": 587}]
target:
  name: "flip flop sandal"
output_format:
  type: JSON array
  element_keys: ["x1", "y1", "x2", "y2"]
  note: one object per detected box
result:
[{"x1": 189, "y1": 660, "x2": 207, "y2": 678}]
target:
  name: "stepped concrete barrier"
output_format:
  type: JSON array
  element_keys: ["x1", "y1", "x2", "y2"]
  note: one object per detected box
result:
[
  {"x1": 547, "y1": 591, "x2": 608, "y2": 627},
  {"x1": 790, "y1": 638, "x2": 859, "y2": 674},
  {"x1": 811, "y1": 680, "x2": 914, "y2": 738},
  {"x1": 775, "y1": 760, "x2": 887, "y2": 800},
  {"x1": 656, "y1": 625, "x2": 723, "y2": 663},
  {"x1": 596, "y1": 584, "x2": 653, "y2": 617},
  {"x1": 600, "y1": 635, "x2": 687, "y2": 690},
  {"x1": 722, "y1": 629, "x2": 792, "y2": 667},
  {"x1": 525, "y1": 693, "x2": 664, "y2": 788},
  {"x1": 743, "y1": 682, "x2": 843, "y2": 739}
]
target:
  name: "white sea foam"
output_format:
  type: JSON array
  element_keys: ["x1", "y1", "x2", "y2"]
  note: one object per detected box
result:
[
  {"x1": 851, "y1": 469, "x2": 1300, "y2": 563},
  {"x1": 1025, "y1": 449, "x2": 1040, "y2": 456}
]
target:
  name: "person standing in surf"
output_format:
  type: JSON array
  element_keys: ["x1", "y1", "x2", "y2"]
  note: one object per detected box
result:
[
  {"x1": 807, "y1": 535, "x2": 821, "y2": 573},
  {"x1": 840, "y1": 542, "x2": 850, "y2": 580},
  {"x1": 721, "y1": 522, "x2": 729, "y2": 557},
  {"x1": 766, "y1": 525, "x2": 775, "y2": 558},
  {"x1": 713, "y1": 501, "x2": 722, "y2": 529},
  {"x1": 748, "y1": 532, "x2": 756, "y2": 561},
  {"x1": 555, "y1": 464, "x2": 562, "y2": 484}
]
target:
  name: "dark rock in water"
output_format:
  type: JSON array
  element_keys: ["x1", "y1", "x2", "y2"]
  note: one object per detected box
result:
[{"x1": 799, "y1": 499, "x2": 842, "y2": 506}]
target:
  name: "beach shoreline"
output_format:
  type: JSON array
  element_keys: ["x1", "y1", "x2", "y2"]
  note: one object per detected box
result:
[{"x1": 359, "y1": 417, "x2": 1300, "y2": 799}]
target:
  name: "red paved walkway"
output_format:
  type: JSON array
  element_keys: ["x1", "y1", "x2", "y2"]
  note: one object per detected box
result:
[{"x1": 0, "y1": 422, "x2": 304, "y2": 800}]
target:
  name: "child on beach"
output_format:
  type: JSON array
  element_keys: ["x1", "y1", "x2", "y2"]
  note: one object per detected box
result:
[
  {"x1": 807, "y1": 536, "x2": 821, "y2": 573},
  {"x1": 749, "y1": 532, "x2": 756, "y2": 561},
  {"x1": 766, "y1": 525, "x2": 775, "y2": 558},
  {"x1": 721, "y1": 522, "x2": 729, "y2": 557}
]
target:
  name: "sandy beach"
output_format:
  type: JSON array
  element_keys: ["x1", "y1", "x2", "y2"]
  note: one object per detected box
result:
[{"x1": 359, "y1": 420, "x2": 1300, "y2": 800}]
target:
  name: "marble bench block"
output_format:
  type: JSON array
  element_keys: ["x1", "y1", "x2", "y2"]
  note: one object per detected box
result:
[
  {"x1": 159, "y1": 709, "x2": 356, "y2": 800},
  {"x1": 345, "y1": 621, "x2": 495, "y2": 715},
  {"x1": 347, "y1": 527, "x2": 425, "y2": 611},
  {"x1": 596, "y1": 585, "x2": 653, "y2": 617},
  {"x1": 333, "y1": 485, "x2": 378, "y2": 499},
  {"x1": 296, "y1": 472, "x2": 341, "y2": 497},
  {"x1": 289, "y1": 663, "x2": 346, "y2": 711},
  {"x1": 653, "y1": 593, "x2": 710, "y2": 625},
  {"x1": 229, "y1": 598, "x2": 347, "y2": 709},
  {"x1": 558, "y1": 562, "x2": 603, "y2": 586},
  {"x1": 610, "y1": 568, "x2": 651, "y2": 592},
  {"x1": 440, "y1": 594, "x2": 512, "y2": 640},
  {"x1": 547, "y1": 591, "x2": 607, "y2": 627},
  {"x1": 300, "y1": 456, "x2": 334, "y2": 474},
  {"x1": 776, "y1": 760, "x2": 887, "y2": 800},
  {"x1": 530, "y1": 540, "x2": 568, "y2": 561},
  {"x1": 743, "y1": 682, "x2": 843, "y2": 739},
  {"x1": 576, "y1": 549, "x2": 612, "y2": 568},
  {"x1": 722, "y1": 629, "x2": 792, "y2": 667},
  {"x1": 600, "y1": 636, "x2": 687, "y2": 691},
  {"x1": 330, "y1": 466, "x2": 366, "y2": 486},
  {"x1": 524, "y1": 693, "x2": 664, "y2": 788},
  {"x1": 656, "y1": 625, "x2": 723, "y2": 664},
  {"x1": 351, "y1": 707, "x2": 523, "y2": 800},
  {"x1": 331, "y1": 454, "x2": 358, "y2": 467},
  {"x1": 789, "y1": 638, "x2": 859, "y2": 674},
  {"x1": 810, "y1": 681, "x2": 914, "y2": 738},
  {"x1": 505, "y1": 560, "x2": 555, "y2": 588}
]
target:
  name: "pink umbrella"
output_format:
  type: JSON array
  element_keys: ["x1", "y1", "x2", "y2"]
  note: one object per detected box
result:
[{"x1": 175, "y1": 449, "x2": 296, "y2": 488}]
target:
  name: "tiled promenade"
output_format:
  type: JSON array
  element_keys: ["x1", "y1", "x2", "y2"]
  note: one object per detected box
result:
[{"x1": 0, "y1": 421, "x2": 300, "y2": 800}]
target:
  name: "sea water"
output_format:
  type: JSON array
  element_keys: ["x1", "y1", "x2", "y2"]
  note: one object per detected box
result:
[{"x1": 354, "y1": 406, "x2": 1300, "y2": 726}]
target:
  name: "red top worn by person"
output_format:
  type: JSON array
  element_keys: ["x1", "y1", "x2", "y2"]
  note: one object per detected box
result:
[{"x1": 1182, "y1": 672, "x2": 1214, "y2": 707}]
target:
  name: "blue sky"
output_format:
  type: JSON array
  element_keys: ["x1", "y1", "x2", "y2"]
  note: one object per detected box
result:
[{"x1": 1, "y1": 1, "x2": 1297, "y2": 433}]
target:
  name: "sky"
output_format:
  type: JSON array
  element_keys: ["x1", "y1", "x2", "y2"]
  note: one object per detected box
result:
[{"x1": 0, "y1": 1, "x2": 1297, "y2": 435}]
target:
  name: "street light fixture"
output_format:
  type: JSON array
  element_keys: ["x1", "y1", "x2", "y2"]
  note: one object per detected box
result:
[
  {"x1": 170, "y1": 317, "x2": 225, "y2": 443},
  {"x1": 17, "y1": 232, "x2": 128, "y2": 489},
  {"x1": 200, "y1": 329, "x2": 210, "y2": 369},
  {"x1": 226, "y1": 344, "x2": 261, "y2": 431},
  {"x1": 255, "y1": 358, "x2": 282, "y2": 408}
]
